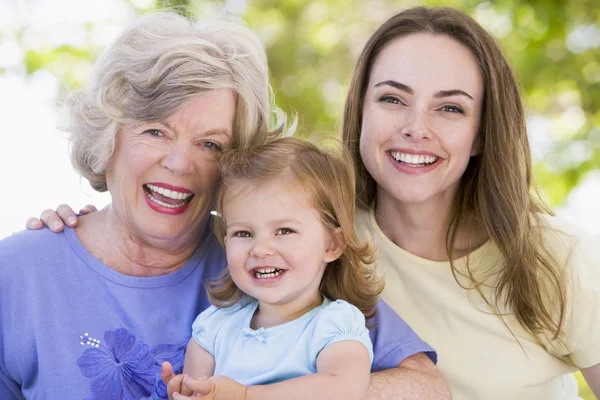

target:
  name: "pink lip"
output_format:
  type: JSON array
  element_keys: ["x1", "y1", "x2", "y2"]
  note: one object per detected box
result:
[
  {"x1": 146, "y1": 182, "x2": 193, "y2": 194},
  {"x1": 387, "y1": 151, "x2": 441, "y2": 176},
  {"x1": 144, "y1": 193, "x2": 192, "y2": 215}
]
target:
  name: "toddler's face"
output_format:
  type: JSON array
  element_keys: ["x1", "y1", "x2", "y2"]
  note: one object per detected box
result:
[{"x1": 223, "y1": 179, "x2": 341, "y2": 310}]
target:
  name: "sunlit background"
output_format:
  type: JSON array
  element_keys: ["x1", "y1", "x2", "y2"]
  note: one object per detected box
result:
[{"x1": 1, "y1": 0, "x2": 599, "y2": 395}]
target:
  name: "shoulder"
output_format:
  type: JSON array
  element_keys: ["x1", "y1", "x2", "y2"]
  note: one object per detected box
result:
[
  {"x1": 536, "y1": 214, "x2": 599, "y2": 269},
  {"x1": 310, "y1": 299, "x2": 373, "y2": 361},
  {"x1": 0, "y1": 228, "x2": 68, "y2": 268},
  {"x1": 312, "y1": 299, "x2": 370, "y2": 344},
  {"x1": 315, "y1": 299, "x2": 366, "y2": 327}
]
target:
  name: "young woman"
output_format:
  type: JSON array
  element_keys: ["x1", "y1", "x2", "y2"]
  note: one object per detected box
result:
[{"x1": 342, "y1": 6, "x2": 600, "y2": 400}]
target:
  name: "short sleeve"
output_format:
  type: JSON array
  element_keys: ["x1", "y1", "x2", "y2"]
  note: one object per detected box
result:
[
  {"x1": 561, "y1": 232, "x2": 600, "y2": 368},
  {"x1": 191, "y1": 305, "x2": 234, "y2": 356},
  {"x1": 310, "y1": 300, "x2": 373, "y2": 365},
  {"x1": 369, "y1": 299, "x2": 437, "y2": 371}
]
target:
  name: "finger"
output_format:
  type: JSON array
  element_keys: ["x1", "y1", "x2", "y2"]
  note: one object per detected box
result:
[
  {"x1": 167, "y1": 374, "x2": 186, "y2": 399},
  {"x1": 79, "y1": 204, "x2": 98, "y2": 215},
  {"x1": 173, "y1": 390, "x2": 206, "y2": 400},
  {"x1": 56, "y1": 204, "x2": 79, "y2": 226},
  {"x1": 161, "y1": 361, "x2": 174, "y2": 384},
  {"x1": 40, "y1": 209, "x2": 64, "y2": 232},
  {"x1": 26, "y1": 217, "x2": 43, "y2": 230},
  {"x1": 182, "y1": 377, "x2": 214, "y2": 395}
]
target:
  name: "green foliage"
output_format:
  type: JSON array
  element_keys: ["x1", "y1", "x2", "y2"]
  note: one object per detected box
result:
[{"x1": 5, "y1": 0, "x2": 596, "y2": 206}]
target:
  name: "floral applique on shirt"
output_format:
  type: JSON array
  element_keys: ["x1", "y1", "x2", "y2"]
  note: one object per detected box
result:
[{"x1": 77, "y1": 328, "x2": 187, "y2": 399}]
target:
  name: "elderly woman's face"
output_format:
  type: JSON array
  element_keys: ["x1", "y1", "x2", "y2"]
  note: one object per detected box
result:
[{"x1": 106, "y1": 89, "x2": 236, "y2": 246}]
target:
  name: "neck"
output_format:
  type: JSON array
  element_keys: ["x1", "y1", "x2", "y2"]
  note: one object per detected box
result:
[
  {"x1": 75, "y1": 205, "x2": 205, "y2": 277},
  {"x1": 252, "y1": 293, "x2": 322, "y2": 329},
  {"x1": 375, "y1": 188, "x2": 487, "y2": 262}
]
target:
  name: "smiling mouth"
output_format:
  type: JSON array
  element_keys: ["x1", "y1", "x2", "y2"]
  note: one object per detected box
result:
[
  {"x1": 253, "y1": 268, "x2": 285, "y2": 279},
  {"x1": 143, "y1": 184, "x2": 194, "y2": 209},
  {"x1": 390, "y1": 151, "x2": 439, "y2": 166}
]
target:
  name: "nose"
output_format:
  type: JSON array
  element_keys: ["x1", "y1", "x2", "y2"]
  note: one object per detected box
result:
[
  {"x1": 250, "y1": 235, "x2": 275, "y2": 258},
  {"x1": 401, "y1": 108, "x2": 431, "y2": 141},
  {"x1": 161, "y1": 143, "x2": 194, "y2": 175}
]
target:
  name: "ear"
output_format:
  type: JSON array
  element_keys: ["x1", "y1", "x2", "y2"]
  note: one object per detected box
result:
[{"x1": 323, "y1": 228, "x2": 346, "y2": 264}]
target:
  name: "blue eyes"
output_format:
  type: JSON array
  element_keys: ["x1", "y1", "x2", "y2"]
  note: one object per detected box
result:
[
  {"x1": 141, "y1": 129, "x2": 222, "y2": 151},
  {"x1": 201, "y1": 141, "x2": 222, "y2": 152}
]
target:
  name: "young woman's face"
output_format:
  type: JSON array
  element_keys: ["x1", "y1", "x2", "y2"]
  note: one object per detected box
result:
[
  {"x1": 360, "y1": 33, "x2": 484, "y2": 209},
  {"x1": 223, "y1": 180, "x2": 340, "y2": 310}
]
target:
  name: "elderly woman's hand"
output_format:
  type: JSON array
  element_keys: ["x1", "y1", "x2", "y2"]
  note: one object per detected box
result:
[{"x1": 25, "y1": 204, "x2": 97, "y2": 232}]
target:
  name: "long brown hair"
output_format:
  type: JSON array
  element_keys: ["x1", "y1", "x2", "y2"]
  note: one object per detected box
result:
[
  {"x1": 208, "y1": 137, "x2": 383, "y2": 318},
  {"x1": 342, "y1": 7, "x2": 565, "y2": 340}
]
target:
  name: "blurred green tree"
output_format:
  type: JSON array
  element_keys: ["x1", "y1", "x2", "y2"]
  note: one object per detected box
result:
[{"x1": 16, "y1": 0, "x2": 599, "y2": 207}]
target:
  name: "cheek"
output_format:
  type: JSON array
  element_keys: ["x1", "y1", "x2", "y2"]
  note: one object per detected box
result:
[{"x1": 194, "y1": 158, "x2": 222, "y2": 188}]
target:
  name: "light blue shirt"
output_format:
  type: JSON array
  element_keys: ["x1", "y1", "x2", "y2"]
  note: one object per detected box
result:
[{"x1": 192, "y1": 298, "x2": 374, "y2": 385}]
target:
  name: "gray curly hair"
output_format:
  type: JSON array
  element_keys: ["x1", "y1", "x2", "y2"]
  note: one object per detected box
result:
[{"x1": 64, "y1": 12, "x2": 288, "y2": 192}]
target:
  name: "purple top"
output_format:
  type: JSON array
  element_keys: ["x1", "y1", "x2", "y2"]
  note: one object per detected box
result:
[{"x1": 0, "y1": 226, "x2": 435, "y2": 399}]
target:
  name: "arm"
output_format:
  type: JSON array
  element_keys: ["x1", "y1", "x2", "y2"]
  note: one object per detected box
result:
[
  {"x1": 368, "y1": 352, "x2": 451, "y2": 400},
  {"x1": 183, "y1": 339, "x2": 215, "y2": 378},
  {"x1": 582, "y1": 362, "x2": 600, "y2": 398},
  {"x1": 176, "y1": 348, "x2": 448, "y2": 400},
  {"x1": 247, "y1": 340, "x2": 371, "y2": 400},
  {"x1": 164, "y1": 339, "x2": 215, "y2": 399},
  {"x1": 175, "y1": 340, "x2": 371, "y2": 400},
  {"x1": 366, "y1": 300, "x2": 450, "y2": 399}
]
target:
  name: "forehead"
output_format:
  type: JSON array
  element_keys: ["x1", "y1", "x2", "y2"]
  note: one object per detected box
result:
[
  {"x1": 224, "y1": 178, "x2": 313, "y2": 211},
  {"x1": 369, "y1": 33, "x2": 483, "y2": 96},
  {"x1": 166, "y1": 88, "x2": 236, "y2": 136}
]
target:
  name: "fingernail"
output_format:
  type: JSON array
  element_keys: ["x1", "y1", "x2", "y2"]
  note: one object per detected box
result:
[
  {"x1": 52, "y1": 222, "x2": 62, "y2": 230},
  {"x1": 68, "y1": 217, "x2": 77, "y2": 225}
]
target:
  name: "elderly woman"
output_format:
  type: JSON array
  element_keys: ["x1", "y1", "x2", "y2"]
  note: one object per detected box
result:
[{"x1": 1, "y1": 11, "x2": 447, "y2": 400}]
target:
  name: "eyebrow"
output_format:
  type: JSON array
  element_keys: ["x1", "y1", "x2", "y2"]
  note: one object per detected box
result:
[
  {"x1": 162, "y1": 122, "x2": 232, "y2": 139},
  {"x1": 435, "y1": 89, "x2": 473, "y2": 100},
  {"x1": 374, "y1": 80, "x2": 413, "y2": 94},
  {"x1": 374, "y1": 80, "x2": 473, "y2": 100}
]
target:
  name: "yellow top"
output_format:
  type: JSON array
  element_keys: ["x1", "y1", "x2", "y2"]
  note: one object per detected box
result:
[{"x1": 356, "y1": 207, "x2": 600, "y2": 400}]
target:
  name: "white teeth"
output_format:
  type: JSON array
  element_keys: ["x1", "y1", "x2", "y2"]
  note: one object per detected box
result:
[
  {"x1": 146, "y1": 184, "x2": 193, "y2": 200},
  {"x1": 256, "y1": 267, "x2": 276, "y2": 273},
  {"x1": 391, "y1": 151, "x2": 438, "y2": 165},
  {"x1": 146, "y1": 192, "x2": 188, "y2": 209},
  {"x1": 253, "y1": 268, "x2": 283, "y2": 279}
]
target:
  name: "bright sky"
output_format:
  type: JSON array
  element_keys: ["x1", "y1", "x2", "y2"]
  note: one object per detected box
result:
[{"x1": 1, "y1": 0, "x2": 598, "y2": 240}]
